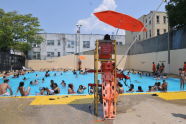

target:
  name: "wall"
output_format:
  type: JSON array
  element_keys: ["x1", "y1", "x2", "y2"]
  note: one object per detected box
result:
[
  {"x1": 26, "y1": 48, "x2": 185, "y2": 75},
  {"x1": 126, "y1": 49, "x2": 186, "y2": 74},
  {"x1": 126, "y1": 26, "x2": 186, "y2": 74},
  {"x1": 26, "y1": 55, "x2": 127, "y2": 70}
]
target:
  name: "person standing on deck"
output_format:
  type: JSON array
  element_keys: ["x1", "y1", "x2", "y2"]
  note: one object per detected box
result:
[
  {"x1": 160, "y1": 63, "x2": 165, "y2": 74},
  {"x1": 156, "y1": 63, "x2": 160, "y2": 73},
  {"x1": 152, "y1": 62, "x2": 156, "y2": 75},
  {"x1": 179, "y1": 68, "x2": 185, "y2": 90},
  {"x1": 183, "y1": 62, "x2": 186, "y2": 72}
]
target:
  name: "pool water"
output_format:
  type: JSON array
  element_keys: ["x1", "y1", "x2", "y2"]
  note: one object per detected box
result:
[
  {"x1": 122, "y1": 72, "x2": 183, "y2": 93},
  {"x1": 0, "y1": 71, "x2": 184, "y2": 96}
]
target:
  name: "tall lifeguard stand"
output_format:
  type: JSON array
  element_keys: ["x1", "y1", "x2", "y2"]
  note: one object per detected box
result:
[{"x1": 94, "y1": 36, "x2": 117, "y2": 119}]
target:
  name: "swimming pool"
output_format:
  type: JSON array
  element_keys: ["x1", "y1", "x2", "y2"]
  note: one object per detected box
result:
[{"x1": 0, "y1": 71, "x2": 184, "y2": 96}]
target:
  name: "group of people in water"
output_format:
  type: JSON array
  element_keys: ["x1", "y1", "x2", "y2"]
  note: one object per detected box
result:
[
  {"x1": 0, "y1": 70, "x2": 89, "y2": 96},
  {"x1": 0, "y1": 61, "x2": 185, "y2": 96},
  {"x1": 123, "y1": 80, "x2": 168, "y2": 93}
]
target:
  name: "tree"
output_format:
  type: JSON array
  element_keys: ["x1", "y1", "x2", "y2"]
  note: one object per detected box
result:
[
  {"x1": 0, "y1": 8, "x2": 43, "y2": 55},
  {"x1": 165, "y1": 0, "x2": 186, "y2": 29}
]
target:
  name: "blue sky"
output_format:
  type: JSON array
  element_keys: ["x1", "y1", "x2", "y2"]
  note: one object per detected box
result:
[{"x1": 0, "y1": 0, "x2": 167, "y2": 34}]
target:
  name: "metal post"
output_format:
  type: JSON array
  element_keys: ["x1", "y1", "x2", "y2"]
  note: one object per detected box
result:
[
  {"x1": 166, "y1": 1, "x2": 171, "y2": 74},
  {"x1": 76, "y1": 24, "x2": 82, "y2": 70},
  {"x1": 94, "y1": 40, "x2": 99, "y2": 116},
  {"x1": 113, "y1": 40, "x2": 117, "y2": 87},
  {"x1": 167, "y1": 23, "x2": 170, "y2": 74}
]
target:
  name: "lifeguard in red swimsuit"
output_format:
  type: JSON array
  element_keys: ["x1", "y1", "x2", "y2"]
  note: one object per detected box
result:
[{"x1": 152, "y1": 62, "x2": 156, "y2": 73}]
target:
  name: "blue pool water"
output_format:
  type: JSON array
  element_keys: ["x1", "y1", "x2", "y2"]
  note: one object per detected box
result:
[{"x1": 0, "y1": 71, "x2": 184, "y2": 96}]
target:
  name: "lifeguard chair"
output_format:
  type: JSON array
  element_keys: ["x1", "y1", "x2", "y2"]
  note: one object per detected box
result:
[{"x1": 94, "y1": 34, "x2": 117, "y2": 119}]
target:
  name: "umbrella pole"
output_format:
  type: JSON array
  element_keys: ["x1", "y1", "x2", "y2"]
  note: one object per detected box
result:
[{"x1": 115, "y1": 28, "x2": 120, "y2": 36}]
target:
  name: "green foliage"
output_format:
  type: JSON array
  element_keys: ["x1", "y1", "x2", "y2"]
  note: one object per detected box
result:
[
  {"x1": 166, "y1": 0, "x2": 186, "y2": 29},
  {"x1": 0, "y1": 8, "x2": 43, "y2": 54},
  {"x1": 12, "y1": 42, "x2": 31, "y2": 54}
]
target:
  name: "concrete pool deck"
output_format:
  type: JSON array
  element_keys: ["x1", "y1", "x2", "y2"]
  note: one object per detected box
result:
[{"x1": 0, "y1": 92, "x2": 186, "y2": 124}]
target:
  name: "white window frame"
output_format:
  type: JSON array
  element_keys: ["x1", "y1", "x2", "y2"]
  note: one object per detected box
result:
[
  {"x1": 47, "y1": 52, "x2": 54, "y2": 57},
  {"x1": 33, "y1": 52, "x2": 40, "y2": 59},
  {"x1": 67, "y1": 41, "x2": 74, "y2": 48}
]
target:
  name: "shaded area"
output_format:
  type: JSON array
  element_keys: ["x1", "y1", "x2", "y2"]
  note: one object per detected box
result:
[
  {"x1": 172, "y1": 113, "x2": 186, "y2": 119},
  {"x1": 0, "y1": 52, "x2": 25, "y2": 71},
  {"x1": 68, "y1": 97, "x2": 105, "y2": 122},
  {"x1": 0, "y1": 94, "x2": 186, "y2": 124}
]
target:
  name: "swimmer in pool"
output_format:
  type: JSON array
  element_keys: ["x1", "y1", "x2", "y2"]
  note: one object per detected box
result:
[
  {"x1": 68, "y1": 84, "x2": 76, "y2": 94},
  {"x1": 16, "y1": 82, "x2": 31, "y2": 96},
  {"x1": 0, "y1": 79, "x2": 13, "y2": 96}
]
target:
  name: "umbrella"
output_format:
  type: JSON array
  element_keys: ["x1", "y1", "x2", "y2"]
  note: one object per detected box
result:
[{"x1": 94, "y1": 10, "x2": 147, "y2": 32}]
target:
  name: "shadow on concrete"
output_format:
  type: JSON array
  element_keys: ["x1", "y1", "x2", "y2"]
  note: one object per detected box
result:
[
  {"x1": 68, "y1": 98, "x2": 104, "y2": 118},
  {"x1": 172, "y1": 113, "x2": 186, "y2": 119}
]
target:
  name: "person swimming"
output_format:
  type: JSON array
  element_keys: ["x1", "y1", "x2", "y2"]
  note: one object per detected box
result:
[
  {"x1": 53, "y1": 83, "x2": 60, "y2": 94},
  {"x1": 61, "y1": 80, "x2": 66, "y2": 87},
  {"x1": 16, "y1": 82, "x2": 31, "y2": 96},
  {"x1": 117, "y1": 82, "x2": 124, "y2": 94},
  {"x1": 30, "y1": 80, "x2": 38, "y2": 85},
  {"x1": 68, "y1": 84, "x2": 76, "y2": 94},
  {"x1": 136, "y1": 86, "x2": 143, "y2": 92},
  {"x1": 161, "y1": 80, "x2": 168, "y2": 92},
  {"x1": 23, "y1": 77, "x2": 27, "y2": 80},
  {"x1": 0, "y1": 79, "x2": 13, "y2": 96},
  {"x1": 127, "y1": 84, "x2": 134, "y2": 92},
  {"x1": 77, "y1": 85, "x2": 86, "y2": 94},
  {"x1": 42, "y1": 78, "x2": 45, "y2": 83}
]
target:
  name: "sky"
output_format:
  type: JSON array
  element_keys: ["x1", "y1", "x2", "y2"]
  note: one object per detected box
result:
[{"x1": 0, "y1": 0, "x2": 167, "y2": 35}]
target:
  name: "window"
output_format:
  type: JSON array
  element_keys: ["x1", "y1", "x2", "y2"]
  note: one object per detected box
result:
[
  {"x1": 47, "y1": 40, "x2": 54, "y2": 46},
  {"x1": 146, "y1": 32, "x2": 148, "y2": 39},
  {"x1": 32, "y1": 52, "x2": 40, "y2": 59},
  {"x1": 67, "y1": 52, "x2": 74, "y2": 54},
  {"x1": 116, "y1": 42, "x2": 122, "y2": 45},
  {"x1": 139, "y1": 35, "x2": 141, "y2": 40},
  {"x1": 164, "y1": 29, "x2": 167, "y2": 33},
  {"x1": 47, "y1": 52, "x2": 54, "y2": 57},
  {"x1": 67, "y1": 41, "x2": 74, "y2": 48},
  {"x1": 163, "y1": 16, "x2": 166, "y2": 24},
  {"x1": 156, "y1": 16, "x2": 160, "y2": 24},
  {"x1": 157, "y1": 29, "x2": 160, "y2": 36},
  {"x1": 57, "y1": 40, "x2": 61, "y2": 45},
  {"x1": 118, "y1": 42, "x2": 122, "y2": 45},
  {"x1": 149, "y1": 30, "x2": 151, "y2": 38},
  {"x1": 83, "y1": 41, "x2": 90, "y2": 48},
  {"x1": 58, "y1": 52, "x2": 60, "y2": 57}
]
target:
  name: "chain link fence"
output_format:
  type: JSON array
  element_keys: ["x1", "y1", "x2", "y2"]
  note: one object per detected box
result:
[{"x1": 0, "y1": 52, "x2": 25, "y2": 71}]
